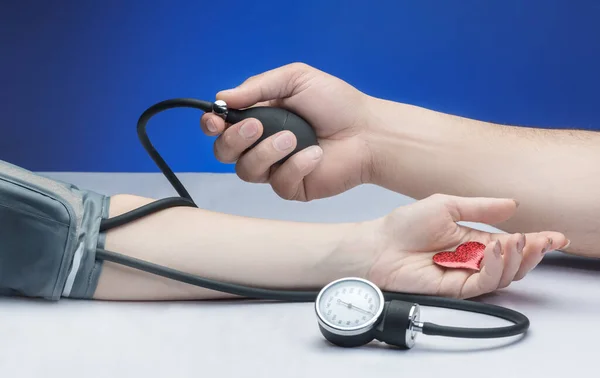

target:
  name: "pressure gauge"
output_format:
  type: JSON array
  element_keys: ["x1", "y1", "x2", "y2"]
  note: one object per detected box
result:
[{"x1": 315, "y1": 277, "x2": 386, "y2": 347}]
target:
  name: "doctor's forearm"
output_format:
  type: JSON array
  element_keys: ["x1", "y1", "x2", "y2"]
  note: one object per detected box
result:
[
  {"x1": 365, "y1": 97, "x2": 600, "y2": 257},
  {"x1": 92, "y1": 194, "x2": 371, "y2": 300}
]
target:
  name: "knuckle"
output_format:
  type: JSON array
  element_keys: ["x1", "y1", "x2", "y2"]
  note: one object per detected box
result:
[
  {"x1": 212, "y1": 141, "x2": 226, "y2": 162},
  {"x1": 235, "y1": 162, "x2": 254, "y2": 182},
  {"x1": 242, "y1": 75, "x2": 257, "y2": 86},
  {"x1": 428, "y1": 193, "x2": 446, "y2": 201},
  {"x1": 475, "y1": 280, "x2": 492, "y2": 297},
  {"x1": 220, "y1": 129, "x2": 236, "y2": 149},
  {"x1": 272, "y1": 173, "x2": 306, "y2": 203},
  {"x1": 253, "y1": 142, "x2": 276, "y2": 164},
  {"x1": 275, "y1": 185, "x2": 301, "y2": 202},
  {"x1": 273, "y1": 186, "x2": 293, "y2": 201},
  {"x1": 236, "y1": 153, "x2": 269, "y2": 183},
  {"x1": 213, "y1": 139, "x2": 235, "y2": 163},
  {"x1": 499, "y1": 280, "x2": 512, "y2": 289},
  {"x1": 288, "y1": 62, "x2": 310, "y2": 72},
  {"x1": 222, "y1": 131, "x2": 244, "y2": 160},
  {"x1": 451, "y1": 284, "x2": 464, "y2": 299},
  {"x1": 272, "y1": 178, "x2": 297, "y2": 201},
  {"x1": 211, "y1": 141, "x2": 220, "y2": 157},
  {"x1": 424, "y1": 193, "x2": 447, "y2": 207},
  {"x1": 286, "y1": 158, "x2": 308, "y2": 181},
  {"x1": 285, "y1": 159, "x2": 301, "y2": 176}
]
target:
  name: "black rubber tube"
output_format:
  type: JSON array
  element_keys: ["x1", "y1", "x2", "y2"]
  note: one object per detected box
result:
[
  {"x1": 96, "y1": 97, "x2": 530, "y2": 341},
  {"x1": 100, "y1": 197, "x2": 196, "y2": 232},
  {"x1": 95, "y1": 247, "x2": 529, "y2": 339},
  {"x1": 96, "y1": 248, "x2": 318, "y2": 301},
  {"x1": 136, "y1": 98, "x2": 213, "y2": 202}
]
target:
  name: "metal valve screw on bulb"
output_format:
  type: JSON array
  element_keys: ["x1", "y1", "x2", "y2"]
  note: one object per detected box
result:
[{"x1": 212, "y1": 100, "x2": 228, "y2": 120}]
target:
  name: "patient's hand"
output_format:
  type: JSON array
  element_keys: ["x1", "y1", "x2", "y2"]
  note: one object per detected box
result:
[{"x1": 361, "y1": 194, "x2": 567, "y2": 298}]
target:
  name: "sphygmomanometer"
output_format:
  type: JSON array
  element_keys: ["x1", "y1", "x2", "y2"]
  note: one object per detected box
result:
[{"x1": 0, "y1": 98, "x2": 529, "y2": 350}]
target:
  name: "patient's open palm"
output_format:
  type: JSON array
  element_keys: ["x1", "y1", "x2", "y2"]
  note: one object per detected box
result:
[{"x1": 367, "y1": 194, "x2": 567, "y2": 299}]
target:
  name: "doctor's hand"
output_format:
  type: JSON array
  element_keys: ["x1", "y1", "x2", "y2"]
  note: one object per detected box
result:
[
  {"x1": 200, "y1": 63, "x2": 373, "y2": 201},
  {"x1": 358, "y1": 194, "x2": 568, "y2": 298}
]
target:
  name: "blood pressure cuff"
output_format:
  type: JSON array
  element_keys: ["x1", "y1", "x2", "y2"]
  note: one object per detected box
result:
[{"x1": 0, "y1": 159, "x2": 109, "y2": 300}]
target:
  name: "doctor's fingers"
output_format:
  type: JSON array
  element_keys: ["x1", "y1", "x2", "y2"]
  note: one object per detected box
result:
[
  {"x1": 201, "y1": 113, "x2": 227, "y2": 136},
  {"x1": 234, "y1": 131, "x2": 300, "y2": 183},
  {"x1": 200, "y1": 100, "x2": 275, "y2": 137},
  {"x1": 208, "y1": 118, "x2": 264, "y2": 163}
]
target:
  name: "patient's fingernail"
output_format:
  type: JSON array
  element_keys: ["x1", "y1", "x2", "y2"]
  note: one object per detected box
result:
[
  {"x1": 494, "y1": 241, "x2": 501, "y2": 257},
  {"x1": 513, "y1": 199, "x2": 520, "y2": 208},
  {"x1": 517, "y1": 233, "x2": 525, "y2": 253},
  {"x1": 542, "y1": 238, "x2": 553, "y2": 254}
]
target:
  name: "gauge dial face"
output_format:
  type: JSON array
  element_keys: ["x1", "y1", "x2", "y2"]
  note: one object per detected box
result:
[{"x1": 316, "y1": 278, "x2": 384, "y2": 332}]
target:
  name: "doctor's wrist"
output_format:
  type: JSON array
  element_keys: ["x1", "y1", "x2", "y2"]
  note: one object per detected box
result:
[{"x1": 362, "y1": 97, "x2": 475, "y2": 196}]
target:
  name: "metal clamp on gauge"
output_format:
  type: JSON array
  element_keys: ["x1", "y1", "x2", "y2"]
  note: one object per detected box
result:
[{"x1": 315, "y1": 278, "x2": 529, "y2": 349}]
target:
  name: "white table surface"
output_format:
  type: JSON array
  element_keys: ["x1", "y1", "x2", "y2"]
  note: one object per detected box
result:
[{"x1": 2, "y1": 172, "x2": 598, "y2": 377}]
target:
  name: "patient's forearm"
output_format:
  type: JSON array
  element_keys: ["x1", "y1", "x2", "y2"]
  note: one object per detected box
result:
[
  {"x1": 93, "y1": 194, "x2": 368, "y2": 300},
  {"x1": 366, "y1": 98, "x2": 600, "y2": 257}
]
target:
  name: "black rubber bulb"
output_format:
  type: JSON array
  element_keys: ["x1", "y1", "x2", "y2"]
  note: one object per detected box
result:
[{"x1": 225, "y1": 106, "x2": 319, "y2": 163}]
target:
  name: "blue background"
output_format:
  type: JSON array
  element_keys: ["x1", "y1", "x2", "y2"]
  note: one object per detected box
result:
[{"x1": 1, "y1": 0, "x2": 599, "y2": 173}]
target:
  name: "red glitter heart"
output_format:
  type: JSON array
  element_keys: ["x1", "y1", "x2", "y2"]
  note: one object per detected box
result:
[{"x1": 432, "y1": 241, "x2": 486, "y2": 271}]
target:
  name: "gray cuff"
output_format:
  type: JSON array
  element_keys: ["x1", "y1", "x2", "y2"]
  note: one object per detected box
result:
[
  {"x1": 62, "y1": 190, "x2": 110, "y2": 299},
  {"x1": 0, "y1": 159, "x2": 109, "y2": 300}
]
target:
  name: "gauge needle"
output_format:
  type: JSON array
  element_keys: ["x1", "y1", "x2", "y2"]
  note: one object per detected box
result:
[{"x1": 337, "y1": 299, "x2": 374, "y2": 315}]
